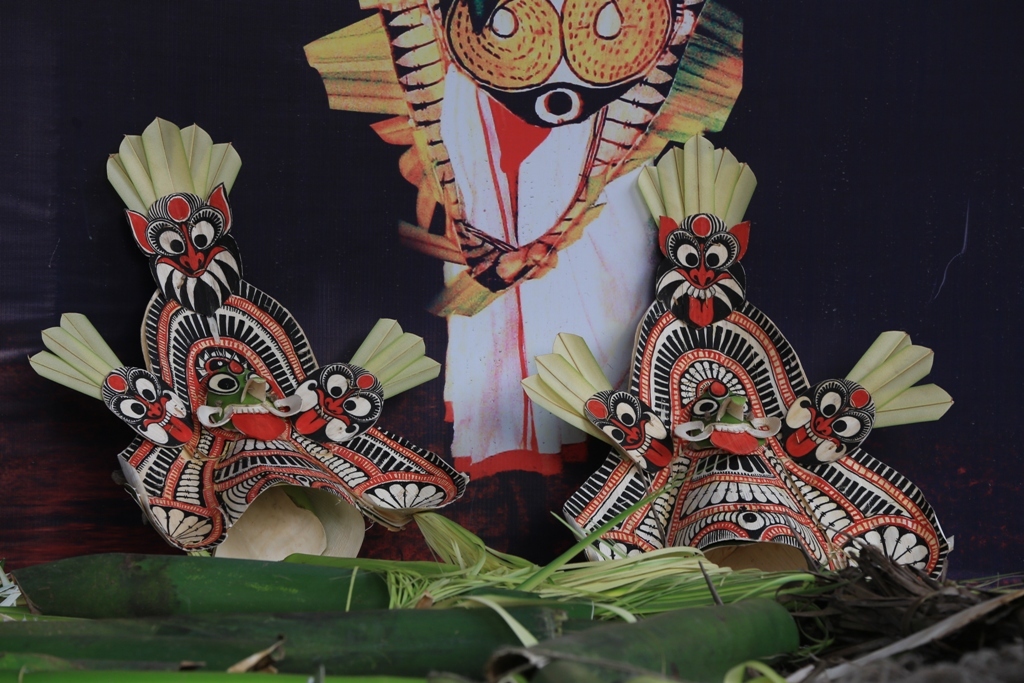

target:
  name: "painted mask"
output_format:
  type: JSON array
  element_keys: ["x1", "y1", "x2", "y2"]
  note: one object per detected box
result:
[
  {"x1": 294, "y1": 363, "x2": 385, "y2": 444},
  {"x1": 779, "y1": 379, "x2": 875, "y2": 464},
  {"x1": 194, "y1": 353, "x2": 302, "y2": 442},
  {"x1": 585, "y1": 389, "x2": 672, "y2": 473},
  {"x1": 656, "y1": 213, "x2": 748, "y2": 327},
  {"x1": 125, "y1": 185, "x2": 242, "y2": 317},
  {"x1": 674, "y1": 380, "x2": 779, "y2": 455},
  {"x1": 102, "y1": 367, "x2": 193, "y2": 447}
]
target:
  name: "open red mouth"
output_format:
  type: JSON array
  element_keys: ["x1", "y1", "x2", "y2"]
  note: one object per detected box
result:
[
  {"x1": 232, "y1": 412, "x2": 288, "y2": 441},
  {"x1": 711, "y1": 430, "x2": 759, "y2": 455},
  {"x1": 785, "y1": 428, "x2": 817, "y2": 458},
  {"x1": 142, "y1": 397, "x2": 193, "y2": 444}
]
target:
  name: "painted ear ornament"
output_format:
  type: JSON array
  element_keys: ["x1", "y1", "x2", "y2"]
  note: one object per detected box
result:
[
  {"x1": 32, "y1": 119, "x2": 468, "y2": 560},
  {"x1": 525, "y1": 134, "x2": 954, "y2": 578}
]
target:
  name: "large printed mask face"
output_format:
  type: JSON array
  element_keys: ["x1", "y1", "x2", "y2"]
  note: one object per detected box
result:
[
  {"x1": 585, "y1": 390, "x2": 672, "y2": 473},
  {"x1": 780, "y1": 379, "x2": 875, "y2": 464},
  {"x1": 125, "y1": 185, "x2": 242, "y2": 317},
  {"x1": 294, "y1": 363, "x2": 384, "y2": 444},
  {"x1": 102, "y1": 367, "x2": 194, "y2": 447},
  {"x1": 656, "y1": 214, "x2": 748, "y2": 327},
  {"x1": 444, "y1": 0, "x2": 674, "y2": 126}
]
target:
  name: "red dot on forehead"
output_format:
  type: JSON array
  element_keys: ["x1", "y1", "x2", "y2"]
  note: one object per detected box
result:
[
  {"x1": 167, "y1": 196, "x2": 191, "y2": 222},
  {"x1": 105, "y1": 374, "x2": 127, "y2": 392},
  {"x1": 851, "y1": 388, "x2": 871, "y2": 408},
  {"x1": 356, "y1": 373, "x2": 375, "y2": 389},
  {"x1": 586, "y1": 398, "x2": 609, "y2": 419},
  {"x1": 692, "y1": 215, "x2": 712, "y2": 237},
  {"x1": 709, "y1": 380, "x2": 728, "y2": 397}
]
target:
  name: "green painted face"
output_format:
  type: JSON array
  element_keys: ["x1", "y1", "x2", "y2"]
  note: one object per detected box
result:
[
  {"x1": 677, "y1": 383, "x2": 782, "y2": 456},
  {"x1": 205, "y1": 363, "x2": 273, "y2": 413}
]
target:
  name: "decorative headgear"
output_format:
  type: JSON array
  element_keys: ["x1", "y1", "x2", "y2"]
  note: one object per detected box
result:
[
  {"x1": 637, "y1": 134, "x2": 756, "y2": 327},
  {"x1": 107, "y1": 119, "x2": 243, "y2": 317}
]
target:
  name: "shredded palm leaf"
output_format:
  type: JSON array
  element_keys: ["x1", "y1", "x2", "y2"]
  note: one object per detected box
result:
[{"x1": 293, "y1": 513, "x2": 818, "y2": 621}]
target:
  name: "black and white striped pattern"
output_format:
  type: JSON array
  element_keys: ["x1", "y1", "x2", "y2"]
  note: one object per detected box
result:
[
  {"x1": 349, "y1": 428, "x2": 469, "y2": 499},
  {"x1": 567, "y1": 297, "x2": 950, "y2": 576},
  {"x1": 631, "y1": 300, "x2": 808, "y2": 422},
  {"x1": 143, "y1": 280, "x2": 318, "y2": 405}
]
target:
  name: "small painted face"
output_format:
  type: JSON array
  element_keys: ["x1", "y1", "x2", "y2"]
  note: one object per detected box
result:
[
  {"x1": 675, "y1": 380, "x2": 780, "y2": 456},
  {"x1": 202, "y1": 358, "x2": 257, "y2": 408},
  {"x1": 294, "y1": 363, "x2": 384, "y2": 444},
  {"x1": 125, "y1": 184, "x2": 241, "y2": 317},
  {"x1": 445, "y1": 0, "x2": 674, "y2": 126},
  {"x1": 585, "y1": 390, "x2": 672, "y2": 472},
  {"x1": 102, "y1": 367, "x2": 193, "y2": 447},
  {"x1": 780, "y1": 379, "x2": 875, "y2": 464},
  {"x1": 199, "y1": 357, "x2": 289, "y2": 441},
  {"x1": 656, "y1": 214, "x2": 749, "y2": 327}
]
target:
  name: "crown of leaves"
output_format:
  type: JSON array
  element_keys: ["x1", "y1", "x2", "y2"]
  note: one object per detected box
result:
[
  {"x1": 638, "y1": 133, "x2": 756, "y2": 228},
  {"x1": 106, "y1": 118, "x2": 242, "y2": 213}
]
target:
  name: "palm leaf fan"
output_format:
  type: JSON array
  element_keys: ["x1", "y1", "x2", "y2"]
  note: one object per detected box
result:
[
  {"x1": 521, "y1": 334, "x2": 616, "y2": 444},
  {"x1": 349, "y1": 318, "x2": 441, "y2": 399},
  {"x1": 846, "y1": 331, "x2": 953, "y2": 428},
  {"x1": 637, "y1": 132, "x2": 756, "y2": 230},
  {"x1": 106, "y1": 118, "x2": 241, "y2": 211},
  {"x1": 29, "y1": 314, "x2": 122, "y2": 400}
]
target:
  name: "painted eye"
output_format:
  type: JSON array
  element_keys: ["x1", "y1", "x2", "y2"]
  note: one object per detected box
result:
[
  {"x1": 190, "y1": 221, "x2": 215, "y2": 249},
  {"x1": 157, "y1": 229, "x2": 185, "y2": 254},
  {"x1": 819, "y1": 391, "x2": 843, "y2": 417},
  {"x1": 206, "y1": 358, "x2": 227, "y2": 372},
  {"x1": 602, "y1": 425, "x2": 625, "y2": 443},
  {"x1": 208, "y1": 374, "x2": 239, "y2": 394},
  {"x1": 832, "y1": 416, "x2": 863, "y2": 438},
  {"x1": 692, "y1": 398, "x2": 719, "y2": 416},
  {"x1": 738, "y1": 511, "x2": 763, "y2": 531},
  {"x1": 675, "y1": 244, "x2": 700, "y2": 268},
  {"x1": 614, "y1": 401, "x2": 637, "y2": 426},
  {"x1": 326, "y1": 373, "x2": 349, "y2": 398},
  {"x1": 119, "y1": 398, "x2": 147, "y2": 418},
  {"x1": 343, "y1": 396, "x2": 373, "y2": 417},
  {"x1": 446, "y1": 0, "x2": 560, "y2": 91},
  {"x1": 705, "y1": 243, "x2": 729, "y2": 268},
  {"x1": 135, "y1": 378, "x2": 158, "y2": 402},
  {"x1": 490, "y1": 7, "x2": 517, "y2": 37},
  {"x1": 594, "y1": 2, "x2": 623, "y2": 39}
]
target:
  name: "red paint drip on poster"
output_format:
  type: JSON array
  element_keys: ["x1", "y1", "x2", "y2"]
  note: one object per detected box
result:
[
  {"x1": 454, "y1": 441, "x2": 589, "y2": 478},
  {"x1": 488, "y1": 96, "x2": 551, "y2": 220}
]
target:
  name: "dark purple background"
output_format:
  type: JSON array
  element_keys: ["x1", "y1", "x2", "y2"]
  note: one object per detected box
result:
[{"x1": 2, "y1": 1, "x2": 1022, "y2": 577}]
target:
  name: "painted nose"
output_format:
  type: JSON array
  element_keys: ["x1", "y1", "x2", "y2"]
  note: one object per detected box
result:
[
  {"x1": 324, "y1": 393, "x2": 352, "y2": 419},
  {"x1": 813, "y1": 415, "x2": 833, "y2": 436},
  {"x1": 146, "y1": 398, "x2": 164, "y2": 419},
  {"x1": 179, "y1": 250, "x2": 206, "y2": 273},
  {"x1": 688, "y1": 266, "x2": 715, "y2": 287}
]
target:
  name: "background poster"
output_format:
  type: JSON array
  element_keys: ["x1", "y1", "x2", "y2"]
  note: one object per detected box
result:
[{"x1": 2, "y1": 1, "x2": 1022, "y2": 577}]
